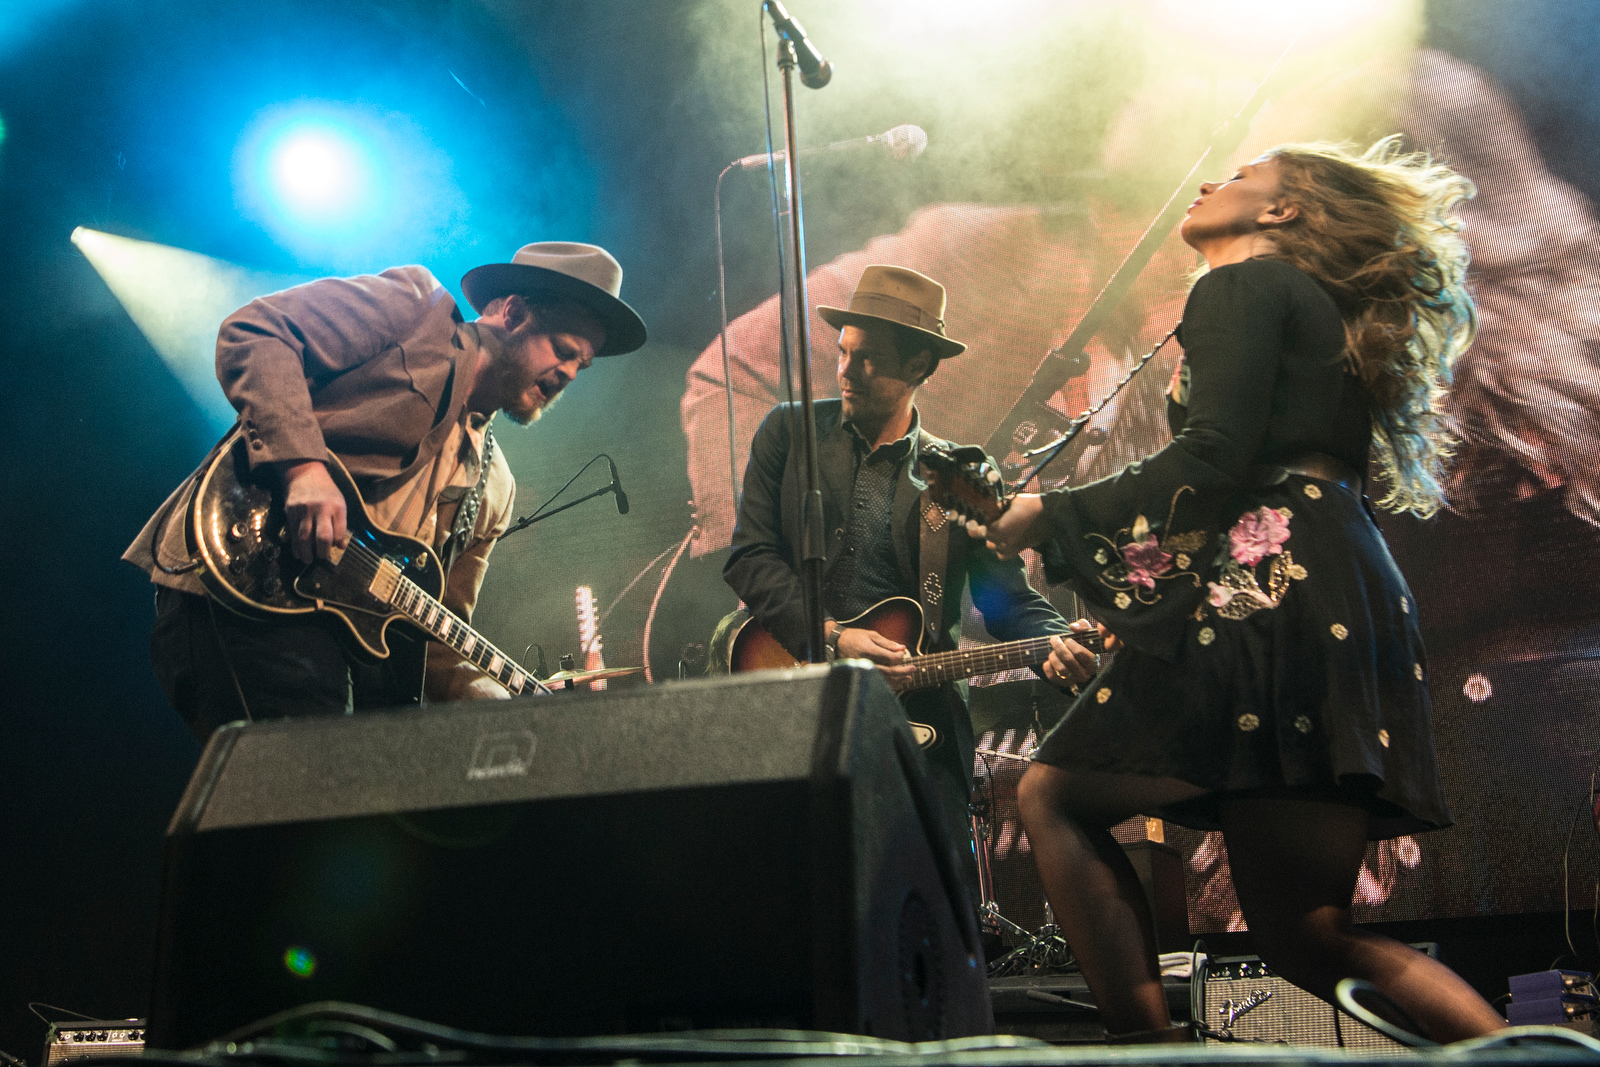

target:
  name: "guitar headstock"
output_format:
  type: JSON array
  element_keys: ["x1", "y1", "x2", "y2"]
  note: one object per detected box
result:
[{"x1": 921, "y1": 441, "x2": 1009, "y2": 527}]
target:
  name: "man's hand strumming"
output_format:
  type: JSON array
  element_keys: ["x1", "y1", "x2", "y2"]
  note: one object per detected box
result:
[{"x1": 282, "y1": 460, "x2": 349, "y2": 564}]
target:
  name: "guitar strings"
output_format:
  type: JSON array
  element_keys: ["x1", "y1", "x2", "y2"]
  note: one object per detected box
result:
[
  {"x1": 907, "y1": 633, "x2": 1103, "y2": 680},
  {"x1": 912, "y1": 636, "x2": 1062, "y2": 670},
  {"x1": 332, "y1": 538, "x2": 530, "y2": 691}
]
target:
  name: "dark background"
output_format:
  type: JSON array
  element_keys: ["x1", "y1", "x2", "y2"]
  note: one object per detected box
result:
[{"x1": 3, "y1": 0, "x2": 1600, "y2": 1058}]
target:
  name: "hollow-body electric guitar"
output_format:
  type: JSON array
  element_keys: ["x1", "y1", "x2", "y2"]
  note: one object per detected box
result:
[
  {"x1": 728, "y1": 596, "x2": 1104, "y2": 694},
  {"x1": 187, "y1": 428, "x2": 541, "y2": 695}
]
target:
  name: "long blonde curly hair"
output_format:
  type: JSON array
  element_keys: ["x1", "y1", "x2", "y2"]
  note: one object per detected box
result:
[{"x1": 1261, "y1": 136, "x2": 1476, "y2": 517}]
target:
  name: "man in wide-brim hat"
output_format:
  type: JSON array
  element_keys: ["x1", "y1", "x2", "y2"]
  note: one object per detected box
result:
[
  {"x1": 723, "y1": 264, "x2": 1097, "y2": 907},
  {"x1": 127, "y1": 241, "x2": 647, "y2": 742}
]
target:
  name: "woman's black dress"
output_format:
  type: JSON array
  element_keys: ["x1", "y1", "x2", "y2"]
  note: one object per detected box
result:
[{"x1": 1032, "y1": 258, "x2": 1451, "y2": 839}]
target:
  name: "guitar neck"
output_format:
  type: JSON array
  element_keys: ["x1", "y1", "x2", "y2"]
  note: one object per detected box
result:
[
  {"x1": 904, "y1": 632, "x2": 1102, "y2": 691},
  {"x1": 368, "y1": 558, "x2": 535, "y2": 696}
]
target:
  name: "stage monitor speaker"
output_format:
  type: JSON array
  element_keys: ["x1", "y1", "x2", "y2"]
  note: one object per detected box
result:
[
  {"x1": 148, "y1": 664, "x2": 990, "y2": 1048},
  {"x1": 1201, "y1": 950, "x2": 1435, "y2": 1050}
]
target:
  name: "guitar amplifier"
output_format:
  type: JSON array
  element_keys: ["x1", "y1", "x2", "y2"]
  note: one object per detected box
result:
[
  {"x1": 1200, "y1": 951, "x2": 1435, "y2": 1050},
  {"x1": 43, "y1": 1022, "x2": 145, "y2": 1065}
]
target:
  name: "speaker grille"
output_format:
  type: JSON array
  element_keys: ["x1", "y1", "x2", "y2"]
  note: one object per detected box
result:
[
  {"x1": 152, "y1": 666, "x2": 993, "y2": 1046},
  {"x1": 1202, "y1": 956, "x2": 1410, "y2": 1051}
]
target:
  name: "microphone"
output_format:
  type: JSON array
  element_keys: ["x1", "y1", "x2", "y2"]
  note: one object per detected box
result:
[
  {"x1": 607, "y1": 457, "x2": 630, "y2": 515},
  {"x1": 764, "y1": 0, "x2": 831, "y2": 89},
  {"x1": 734, "y1": 124, "x2": 927, "y2": 170}
]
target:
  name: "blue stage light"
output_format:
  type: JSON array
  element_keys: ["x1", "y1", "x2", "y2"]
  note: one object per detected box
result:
[
  {"x1": 272, "y1": 128, "x2": 362, "y2": 214},
  {"x1": 234, "y1": 104, "x2": 387, "y2": 257},
  {"x1": 256, "y1": 116, "x2": 376, "y2": 226}
]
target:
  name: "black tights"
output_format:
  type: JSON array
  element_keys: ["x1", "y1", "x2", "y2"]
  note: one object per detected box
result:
[{"x1": 1016, "y1": 763, "x2": 1507, "y2": 1042}]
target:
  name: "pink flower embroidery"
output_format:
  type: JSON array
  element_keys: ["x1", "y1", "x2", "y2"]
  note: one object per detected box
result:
[
  {"x1": 1208, "y1": 580, "x2": 1274, "y2": 611},
  {"x1": 1228, "y1": 506, "x2": 1291, "y2": 567},
  {"x1": 1121, "y1": 537, "x2": 1173, "y2": 591}
]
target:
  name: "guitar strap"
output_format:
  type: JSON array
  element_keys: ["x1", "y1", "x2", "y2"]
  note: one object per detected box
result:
[
  {"x1": 915, "y1": 429, "x2": 955, "y2": 649},
  {"x1": 410, "y1": 425, "x2": 496, "y2": 708},
  {"x1": 442, "y1": 425, "x2": 497, "y2": 575}
]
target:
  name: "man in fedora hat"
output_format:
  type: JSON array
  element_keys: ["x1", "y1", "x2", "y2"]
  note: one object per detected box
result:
[
  {"x1": 724, "y1": 265, "x2": 1100, "y2": 902},
  {"x1": 126, "y1": 242, "x2": 647, "y2": 742}
]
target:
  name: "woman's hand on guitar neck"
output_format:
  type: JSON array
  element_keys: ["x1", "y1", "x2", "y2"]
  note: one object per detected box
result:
[
  {"x1": 962, "y1": 493, "x2": 1051, "y2": 560},
  {"x1": 281, "y1": 460, "x2": 349, "y2": 564},
  {"x1": 835, "y1": 626, "x2": 917, "y2": 684},
  {"x1": 1044, "y1": 620, "x2": 1115, "y2": 694}
]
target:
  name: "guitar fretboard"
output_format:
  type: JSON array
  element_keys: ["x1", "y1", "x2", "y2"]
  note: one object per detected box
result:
[
  {"x1": 367, "y1": 557, "x2": 533, "y2": 695},
  {"x1": 906, "y1": 632, "x2": 1103, "y2": 691}
]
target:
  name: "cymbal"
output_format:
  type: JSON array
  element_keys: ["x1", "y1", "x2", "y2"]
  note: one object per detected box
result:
[{"x1": 542, "y1": 665, "x2": 646, "y2": 685}]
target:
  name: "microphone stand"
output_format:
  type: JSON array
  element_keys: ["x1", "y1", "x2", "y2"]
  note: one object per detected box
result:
[
  {"x1": 499, "y1": 481, "x2": 621, "y2": 540},
  {"x1": 771, "y1": 31, "x2": 828, "y2": 663},
  {"x1": 982, "y1": 33, "x2": 1300, "y2": 473}
]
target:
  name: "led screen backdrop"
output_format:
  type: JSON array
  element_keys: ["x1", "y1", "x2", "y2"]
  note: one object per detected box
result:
[
  {"x1": 665, "y1": 47, "x2": 1600, "y2": 931},
  {"x1": 12, "y1": 1, "x2": 1600, "y2": 1056}
]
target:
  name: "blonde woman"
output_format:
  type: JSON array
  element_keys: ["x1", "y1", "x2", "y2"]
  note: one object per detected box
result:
[{"x1": 970, "y1": 139, "x2": 1507, "y2": 1043}]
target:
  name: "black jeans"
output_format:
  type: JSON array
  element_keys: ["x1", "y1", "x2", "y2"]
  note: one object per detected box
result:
[
  {"x1": 904, "y1": 686, "x2": 982, "y2": 913},
  {"x1": 151, "y1": 587, "x2": 421, "y2": 744}
]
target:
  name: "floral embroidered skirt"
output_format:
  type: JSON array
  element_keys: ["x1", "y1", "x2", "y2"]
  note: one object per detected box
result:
[{"x1": 1033, "y1": 473, "x2": 1453, "y2": 840}]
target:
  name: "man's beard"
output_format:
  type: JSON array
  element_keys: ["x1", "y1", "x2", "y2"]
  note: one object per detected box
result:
[
  {"x1": 840, "y1": 386, "x2": 890, "y2": 428},
  {"x1": 503, "y1": 379, "x2": 564, "y2": 426},
  {"x1": 497, "y1": 353, "x2": 567, "y2": 426}
]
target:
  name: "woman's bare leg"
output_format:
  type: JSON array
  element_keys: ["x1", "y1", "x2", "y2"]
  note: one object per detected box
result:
[
  {"x1": 1016, "y1": 763, "x2": 1206, "y2": 1035},
  {"x1": 1221, "y1": 797, "x2": 1507, "y2": 1043}
]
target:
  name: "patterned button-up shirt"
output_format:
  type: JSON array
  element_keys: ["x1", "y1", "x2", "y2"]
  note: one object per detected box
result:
[{"x1": 824, "y1": 412, "x2": 921, "y2": 620}]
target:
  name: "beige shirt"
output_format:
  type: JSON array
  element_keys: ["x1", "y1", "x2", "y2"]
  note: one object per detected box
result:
[{"x1": 367, "y1": 411, "x2": 517, "y2": 701}]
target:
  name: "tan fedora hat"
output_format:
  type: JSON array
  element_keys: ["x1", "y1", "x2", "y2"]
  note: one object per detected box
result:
[
  {"x1": 817, "y1": 264, "x2": 966, "y2": 359},
  {"x1": 461, "y1": 242, "x2": 648, "y2": 357}
]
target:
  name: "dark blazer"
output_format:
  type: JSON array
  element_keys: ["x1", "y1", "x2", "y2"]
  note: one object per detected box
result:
[
  {"x1": 725, "y1": 399, "x2": 1070, "y2": 667},
  {"x1": 126, "y1": 266, "x2": 512, "y2": 581},
  {"x1": 216, "y1": 265, "x2": 479, "y2": 490}
]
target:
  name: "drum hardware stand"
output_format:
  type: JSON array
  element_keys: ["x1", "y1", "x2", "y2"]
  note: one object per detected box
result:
[{"x1": 972, "y1": 743, "x2": 1076, "y2": 978}]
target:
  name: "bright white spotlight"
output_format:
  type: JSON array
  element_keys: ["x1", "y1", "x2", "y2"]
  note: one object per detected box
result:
[
  {"x1": 273, "y1": 132, "x2": 357, "y2": 210},
  {"x1": 72, "y1": 227, "x2": 307, "y2": 431},
  {"x1": 234, "y1": 105, "x2": 383, "y2": 251},
  {"x1": 232, "y1": 100, "x2": 465, "y2": 271}
]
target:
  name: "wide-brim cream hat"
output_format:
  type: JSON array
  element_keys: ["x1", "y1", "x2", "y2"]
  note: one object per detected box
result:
[
  {"x1": 461, "y1": 242, "x2": 648, "y2": 357},
  {"x1": 817, "y1": 264, "x2": 966, "y2": 359}
]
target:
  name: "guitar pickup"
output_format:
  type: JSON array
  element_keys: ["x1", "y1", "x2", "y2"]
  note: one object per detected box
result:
[{"x1": 368, "y1": 558, "x2": 402, "y2": 603}]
